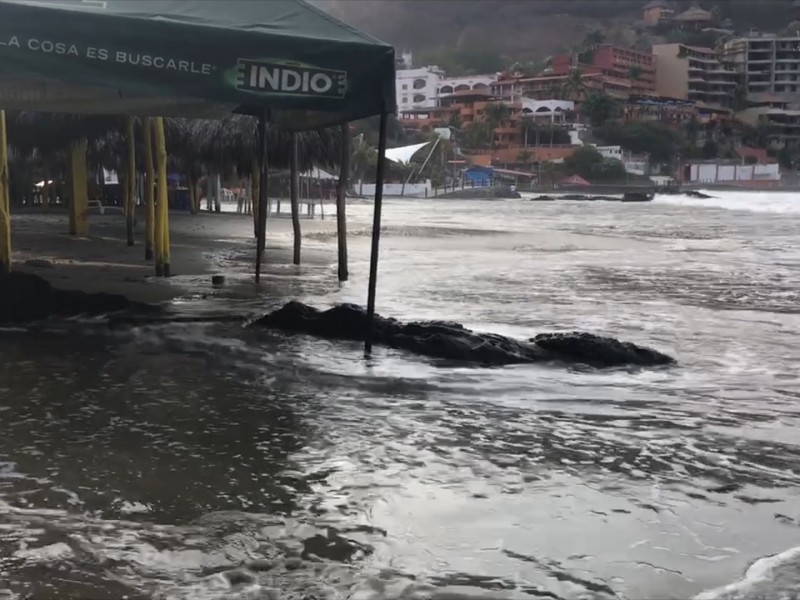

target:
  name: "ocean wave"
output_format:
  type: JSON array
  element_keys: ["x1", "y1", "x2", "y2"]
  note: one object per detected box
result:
[
  {"x1": 655, "y1": 191, "x2": 800, "y2": 215},
  {"x1": 695, "y1": 546, "x2": 800, "y2": 600}
]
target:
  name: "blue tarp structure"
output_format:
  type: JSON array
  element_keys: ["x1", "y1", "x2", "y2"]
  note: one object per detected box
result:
[{"x1": 464, "y1": 166, "x2": 494, "y2": 187}]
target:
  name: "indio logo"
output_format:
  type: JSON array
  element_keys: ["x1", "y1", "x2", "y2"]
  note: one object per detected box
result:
[{"x1": 235, "y1": 59, "x2": 347, "y2": 99}]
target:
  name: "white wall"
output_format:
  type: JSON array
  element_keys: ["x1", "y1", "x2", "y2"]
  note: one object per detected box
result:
[
  {"x1": 396, "y1": 67, "x2": 443, "y2": 109},
  {"x1": 361, "y1": 181, "x2": 433, "y2": 197},
  {"x1": 439, "y1": 75, "x2": 496, "y2": 94},
  {"x1": 594, "y1": 145, "x2": 623, "y2": 160},
  {"x1": 687, "y1": 162, "x2": 780, "y2": 183},
  {"x1": 520, "y1": 98, "x2": 575, "y2": 114}
]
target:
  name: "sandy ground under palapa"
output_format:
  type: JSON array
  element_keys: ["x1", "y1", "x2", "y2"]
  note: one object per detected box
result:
[{"x1": 7, "y1": 206, "x2": 339, "y2": 308}]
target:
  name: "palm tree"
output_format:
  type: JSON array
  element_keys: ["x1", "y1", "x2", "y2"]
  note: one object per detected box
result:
[
  {"x1": 446, "y1": 110, "x2": 462, "y2": 131},
  {"x1": 350, "y1": 134, "x2": 377, "y2": 196},
  {"x1": 484, "y1": 102, "x2": 511, "y2": 129},
  {"x1": 516, "y1": 149, "x2": 533, "y2": 165},
  {"x1": 560, "y1": 69, "x2": 588, "y2": 102},
  {"x1": 583, "y1": 30, "x2": 606, "y2": 50},
  {"x1": 522, "y1": 116, "x2": 536, "y2": 148}
]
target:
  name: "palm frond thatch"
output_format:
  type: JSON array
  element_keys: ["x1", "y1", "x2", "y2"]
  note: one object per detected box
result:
[{"x1": 5, "y1": 112, "x2": 344, "y2": 185}]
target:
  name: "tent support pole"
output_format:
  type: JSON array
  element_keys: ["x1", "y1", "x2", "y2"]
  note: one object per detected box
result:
[
  {"x1": 69, "y1": 138, "x2": 89, "y2": 237},
  {"x1": 336, "y1": 122, "x2": 350, "y2": 281},
  {"x1": 364, "y1": 112, "x2": 388, "y2": 356},
  {"x1": 290, "y1": 133, "x2": 301, "y2": 265},
  {"x1": 125, "y1": 116, "x2": 136, "y2": 247},
  {"x1": 251, "y1": 159, "x2": 260, "y2": 235},
  {"x1": 143, "y1": 117, "x2": 154, "y2": 261},
  {"x1": 0, "y1": 110, "x2": 10, "y2": 275},
  {"x1": 255, "y1": 111, "x2": 269, "y2": 283}
]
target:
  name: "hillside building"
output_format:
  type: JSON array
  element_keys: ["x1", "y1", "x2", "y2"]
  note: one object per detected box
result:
[
  {"x1": 652, "y1": 43, "x2": 739, "y2": 110},
  {"x1": 724, "y1": 34, "x2": 800, "y2": 100},
  {"x1": 438, "y1": 75, "x2": 496, "y2": 95},
  {"x1": 643, "y1": 0, "x2": 674, "y2": 27},
  {"x1": 549, "y1": 44, "x2": 657, "y2": 99},
  {"x1": 672, "y1": 4, "x2": 714, "y2": 31},
  {"x1": 396, "y1": 66, "x2": 444, "y2": 109}
]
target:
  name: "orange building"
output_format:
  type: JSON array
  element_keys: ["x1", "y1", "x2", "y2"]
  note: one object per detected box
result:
[
  {"x1": 492, "y1": 72, "x2": 606, "y2": 101},
  {"x1": 550, "y1": 45, "x2": 657, "y2": 98},
  {"x1": 397, "y1": 106, "x2": 453, "y2": 133},
  {"x1": 437, "y1": 89, "x2": 523, "y2": 148},
  {"x1": 466, "y1": 146, "x2": 577, "y2": 168}
]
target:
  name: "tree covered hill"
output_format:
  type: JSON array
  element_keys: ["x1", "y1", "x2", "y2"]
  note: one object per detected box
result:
[{"x1": 316, "y1": 0, "x2": 798, "y2": 73}]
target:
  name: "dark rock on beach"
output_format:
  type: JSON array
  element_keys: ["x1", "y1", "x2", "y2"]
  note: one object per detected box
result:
[
  {"x1": 252, "y1": 301, "x2": 674, "y2": 368},
  {"x1": 0, "y1": 271, "x2": 156, "y2": 323},
  {"x1": 532, "y1": 193, "x2": 654, "y2": 202},
  {"x1": 437, "y1": 185, "x2": 521, "y2": 200}
]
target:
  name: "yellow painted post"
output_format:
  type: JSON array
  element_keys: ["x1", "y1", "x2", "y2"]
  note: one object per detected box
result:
[
  {"x1": 143, "y1": 116, "x2": 155, "y2": 261},
  {"x1": 154, "y1": 117, "x2": 170, "y2": 277},
  {"x1": 0, "y1": 110, "x2": 10, "y2": 274},
  {"x1": 125, "y1": 116, "x2": 136, "y2": 246},
  {"x1": 68, "y1": 137, "x2": 89, "y2": 237}
]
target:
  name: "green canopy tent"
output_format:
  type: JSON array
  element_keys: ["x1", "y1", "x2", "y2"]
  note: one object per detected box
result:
[{"x1": 0, "y1": 0, "x2": 396, "y2": 353}]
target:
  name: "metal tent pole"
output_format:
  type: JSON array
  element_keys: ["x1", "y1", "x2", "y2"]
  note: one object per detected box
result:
[
  {"x1": 364, "y1": 112, "x2": 388, "y2": 355},
  {"x1": 255, "y1": 110, "x2": 269, "y2": 283}
]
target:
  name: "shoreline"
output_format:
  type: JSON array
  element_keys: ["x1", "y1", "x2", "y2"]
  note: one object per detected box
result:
[{"x1": 5, "y1": 209, "x2": 338, "y2": 307}]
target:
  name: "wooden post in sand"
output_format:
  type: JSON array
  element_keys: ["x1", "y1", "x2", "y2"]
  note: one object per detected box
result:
[
  {"x1": 336, "y1": 123, "x2": 350, "y2": 281},
  {"x1": 290, "y1": 133, "x2": 301, "y2": 265},
  {"x1": 153, "y1": 117, "x2": 170, "y2": 276},
  {"x1": 143, "y1": 116, "x2": 155, "y2": 261},
  {"x1": 68, "y1": 137, "x2": 89, "y2": 237},
  {"x1": 0, "y1": 110, "x2": 10, "y2": 274},
  {"x1": 125, "y1": 116, "x2": 136, "y2": 246}
]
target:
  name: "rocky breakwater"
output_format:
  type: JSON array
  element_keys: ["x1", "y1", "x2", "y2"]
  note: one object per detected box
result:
[
  {"x1": 252, "y1": 302, "x2": 675, "y2": 368},
  {"x1": 0, "y1": 271, "x2": 156, "y2": 323}
]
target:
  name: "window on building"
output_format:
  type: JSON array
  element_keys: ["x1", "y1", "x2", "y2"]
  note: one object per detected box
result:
[
  {"x1": 402, "y1": 97, "x2": 408, "y2": 104},
  {"x1": 413, "y1": 78, "x2": 426, "y2": 90},
  {"x1": 402, "y1": 84, "x2": 408, "y2": 90},
  {"x1": 414, "y1": 94, "x2": 426, "y2": 103}
]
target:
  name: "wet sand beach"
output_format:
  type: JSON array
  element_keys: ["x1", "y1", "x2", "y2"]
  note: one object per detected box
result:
[{"x1": 7, "y1": 206, "x2": 339, "y2": 306}]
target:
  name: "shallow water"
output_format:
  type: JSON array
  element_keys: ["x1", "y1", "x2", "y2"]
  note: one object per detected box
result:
[{"x1": 2, "y1": 192, "x2": 800, "y2": 599}]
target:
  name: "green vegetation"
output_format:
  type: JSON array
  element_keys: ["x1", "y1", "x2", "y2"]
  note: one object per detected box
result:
[
  {"x1": 564, "y1": 146, "x2": 627, "y2": 182},
  {"x1": 460, "y1": 122, "x2": 494, "y2": 150},
  {"x1": 593, "y1": 120, "x2": 683, "y2": 163},
  {"x1": 559, "y1": 69, "x2": 589, "y2": 101},
  {"x1": 581, "y1": 94, "x2": 621, "y2": 127},
  {"x1": 416, "y1": 47, "x2": 511, "y2": 76}
]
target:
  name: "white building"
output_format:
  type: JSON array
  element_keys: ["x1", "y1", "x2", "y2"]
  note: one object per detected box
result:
[
  {"x1": 683, "y1": 161, "x2": 781, "y2": 184},
  {"x1": 724, "y1": 34, "x2": 800, "y2": 98},
  {"x1": 519, "y1": 98, "x2": 575, "y2": 123},
  {"x1": 438, "y1": 74, "x2": 497, "y2": 95},
  {"x1": 593, "y1": 145, "x2": 649, "y2": 174},
  {"x1": 594, "y1": 145, "x2": 623, "y2": 160},
  {"x1": 396, "y1": 66, "x2": 444, "y2": 109}
]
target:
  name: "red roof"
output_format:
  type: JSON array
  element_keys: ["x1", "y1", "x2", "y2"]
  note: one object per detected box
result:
[
  {"x1": 560, "y1": 174, "x2": 591, "y2": 186},
  {"x1": 735, "y1": 146, "x2": 770, "y2": 164}
]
